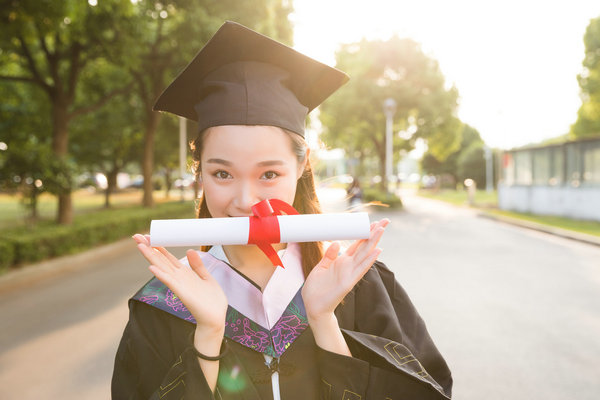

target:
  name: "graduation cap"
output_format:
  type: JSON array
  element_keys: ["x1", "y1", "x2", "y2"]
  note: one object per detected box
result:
[{"x1": 153, "y1": 21, "x2": 349, "y2": 137}]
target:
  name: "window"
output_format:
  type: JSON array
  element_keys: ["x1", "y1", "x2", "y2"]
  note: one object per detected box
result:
[
  {"x1": 549, "y1": 146, "x2": 564, "y2": 186},
  {"x1": 514, "y1": 151, "x2": 532, "y2": 185},
  {"x1": 532, "y1": 148, "x2": 550, "y2": 185},
  {"x1": 566, "y1": 143, "x2": 582, "y2": 187},
  {"x1": 503, "y1": 152, "x2": 515, "y2": 185},
  {"x1": 582, "y1": 144, "x2": 600, "y2": 184}
]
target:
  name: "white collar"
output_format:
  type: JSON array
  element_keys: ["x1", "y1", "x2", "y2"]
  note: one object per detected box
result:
[{"x1": 197, "y1": 243, "x2": 304, "y2": 329}]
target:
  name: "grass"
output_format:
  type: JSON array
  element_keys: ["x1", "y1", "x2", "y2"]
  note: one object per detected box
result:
[
  {"x1": 417, "y1": 188, "x2": 600, "y2": 238},
  {"x1": 484, "y1": 209, "x2": 600, "y2": 238},
  {"x1": 0, "y1": 189, "x2": 194, "y2": 229},
  {"x1": 417, "y1": 188, "x2": 498, "y2": 208}
]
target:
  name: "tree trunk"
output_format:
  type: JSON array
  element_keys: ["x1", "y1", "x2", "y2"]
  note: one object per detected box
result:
[
  {"x1": 52, "y1": 99, "x2": 73, "y2": 224},
  {"x1": 142, "y1": 112, "x2": 160, "y2": 207},
  {"x1": 105, "y1": 168, "x2": 119, "y2": 208},
  {"x1": 379, "y1": 160, "x2": 386, "y2": 191},
  {"x1": 29, "y1": 186, "x2": 39, "y2": 221},
  {"x1": 164, "y1": 168, "x2": 172, "y2": 199}
]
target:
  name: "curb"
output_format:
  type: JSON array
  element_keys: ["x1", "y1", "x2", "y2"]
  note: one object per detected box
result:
[
  {"x1": 478, "y1": 212, "x2": 600, "y2": 247},
  {"x1": 0, "y1": 236, "x2": 135, "y2": 294}
]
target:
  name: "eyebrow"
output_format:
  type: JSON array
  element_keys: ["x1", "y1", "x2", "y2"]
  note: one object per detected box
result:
[
  {"x1": 206, "y1": 158, "x2": 233, "y2": 166},
  {"x1": 257, "y1": 160, "x2": 285, "y2": 167},
  {"x1": 206, "y1": 159, "x2": 285, "y2": 167}
]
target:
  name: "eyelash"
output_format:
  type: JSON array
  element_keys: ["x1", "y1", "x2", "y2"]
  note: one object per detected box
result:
[
  {"x1": 261, "y1": 171, "x2": 279, "y2": 180},
  {"x1": 212, "y1": 170, "x2": 279, "y2": 180},
  {"x1": 213, "y1": 170, "x2": 232, "y2": 180}
]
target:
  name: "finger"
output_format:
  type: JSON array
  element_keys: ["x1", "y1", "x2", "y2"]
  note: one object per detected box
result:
[
  {"x1": 132, "y1": 234, "x2": 149, "y2": 245},
  {"x1": 137, "y1": 243, "x2": 176, "y2": 273},
  {"x1": 148, "y1": 264, "x2": 176, "y2": 288},
  {"x1": 370, "y1": 219, "x2": 389, "y2": 231},
  {"x1": 344, "y1": 238, "x2": 365, "y2": 257},
  {"x1": 353, "y1": 226, "x2": 386, "y2": 263},
  {"x1": 156, "y1": 246, "x2": 184, "y2": 268},
  {"x1": 315, "y1": 242, "x2": 340, "y2": 270},
  {"x1": 351, "y1": 247, "x2": 382, "y2": 283},
  {"x1": 346, "y1": 219, "x2": 389, "y2": 257},
  {"x1": 186, "y1": 249, "x2": 210, "y2": 280}
]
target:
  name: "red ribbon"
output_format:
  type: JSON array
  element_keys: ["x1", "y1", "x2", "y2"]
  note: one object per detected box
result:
[{"x1": 248, "y1": 199, "x2": 299, "y2": 268}]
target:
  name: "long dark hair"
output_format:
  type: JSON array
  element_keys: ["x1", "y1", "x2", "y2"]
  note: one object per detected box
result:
[{"x1": 190, "y1": 127, "x2": 324, "y2": 278}]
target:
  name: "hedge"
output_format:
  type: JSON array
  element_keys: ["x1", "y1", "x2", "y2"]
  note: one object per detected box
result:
[
  {"x1": 0, "y1": 201, "x2": 195, "y2": 272},
  {"x1": 362, "y1": 187, "x2": 403, "y2": 209}
]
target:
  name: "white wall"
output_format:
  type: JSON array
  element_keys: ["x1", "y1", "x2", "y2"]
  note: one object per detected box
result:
[{"x1": 498, "y1": 184, "x2": 600, "y2": 221}]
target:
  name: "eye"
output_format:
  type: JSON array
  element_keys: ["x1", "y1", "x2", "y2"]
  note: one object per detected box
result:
[
  {"x1": 213, "y1": 170, "x2": 232, "y2": 180},
  {"x1": 261, "y1": 171, "x2": 279, "y2": 180}
]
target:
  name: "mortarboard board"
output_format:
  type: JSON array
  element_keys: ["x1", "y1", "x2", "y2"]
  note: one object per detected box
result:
[{"x1": 153, "y1": 21, "x2": 349, "y2": 137}]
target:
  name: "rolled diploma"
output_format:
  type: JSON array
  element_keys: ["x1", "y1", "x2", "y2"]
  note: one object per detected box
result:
[{"x1": 149, "y1": 212, "x2": 370, "y2": 247}]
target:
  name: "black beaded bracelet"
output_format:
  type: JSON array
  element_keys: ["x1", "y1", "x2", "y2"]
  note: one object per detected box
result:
[{"x1": 191, "y1": 339, "x2": 228, "y2": 361}]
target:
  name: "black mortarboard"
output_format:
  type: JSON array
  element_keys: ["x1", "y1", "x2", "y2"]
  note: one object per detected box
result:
[{"x1": 153, "y1": 21, "x2": 349, "y2": 137}]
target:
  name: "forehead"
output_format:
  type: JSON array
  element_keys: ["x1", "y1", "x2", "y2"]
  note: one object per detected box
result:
[{"x1": 201, "y1": 125, "x2": 296, "y2": 162}]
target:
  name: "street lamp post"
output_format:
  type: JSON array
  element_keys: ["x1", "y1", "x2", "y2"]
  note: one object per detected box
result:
[
  {"x1": 383, "y1": 98, "x2": 397, "y2": 193},
  {"x1": 484, "y1": 145, "x2": 493, "y2": 193},
  {"x1": 179, "y1": 117, "x2": 187, "y2": 201}
]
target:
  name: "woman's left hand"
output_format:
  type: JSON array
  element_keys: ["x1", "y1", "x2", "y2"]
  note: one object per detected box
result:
[{"x1": 301, "y1": 218, "x2": 389, "y2": 323}]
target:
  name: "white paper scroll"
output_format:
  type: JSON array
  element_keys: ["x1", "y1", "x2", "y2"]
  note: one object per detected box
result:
[{"x1": 149, "y1": 212, "x2": 370, "y2": 247}]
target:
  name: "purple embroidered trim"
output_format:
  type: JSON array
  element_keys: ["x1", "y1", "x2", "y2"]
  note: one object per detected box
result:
[{"x1": 132, "y1": 278, "x2": 308, "y2": 357}]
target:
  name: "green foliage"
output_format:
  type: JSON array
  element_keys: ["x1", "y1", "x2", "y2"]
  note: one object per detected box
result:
[
  {"x1": 362, "y1": 187, "x2": 403, "y2": 209},
  {"x1": 0, "y1": 240, "x2": 15, "y2": 272},
  {"x1": 1, "y1": 0, "x2": 294, "y2": 215},
  {"x1": 421, "y1": 123, "x2": 487, "y2": 187},
  {"x1": 0, "y1": 0, "x2": 139, "y2": 223},
  {"x1": 572, "y1": 16, "x2": 600, "y2": 138},
  {"x1": 320, "y1": 36, "x2": 460, "y2": 182},
  {"x1": 112, "y1": 0, "x2": 294, "y2": 206},
  {"x1": 0, "y1": 79, "x2": 76, "y2": 217},
  {"x1": 0, "y1": 200, "x2": 194, "y2": 271},
  {"x1": 456, "y1": 141, "x2": 486, "y2": 187}
]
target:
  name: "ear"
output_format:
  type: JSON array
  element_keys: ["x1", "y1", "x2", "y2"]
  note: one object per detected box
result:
[{"x1": 297, "y1": 148, "x2": 310, "y2": 180}]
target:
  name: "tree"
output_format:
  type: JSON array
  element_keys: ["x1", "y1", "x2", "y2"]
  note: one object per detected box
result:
[
  {"x1": 421, "y1": 123, "x2": 486, "y2": 188},
  {"x1": 456, "y1": 142, "x2": 486, "y2": 188},
  {"x1": 572, "y1": 16, "x2": 600, "y2": 138},
  {"x1": 320, "y1": 36, "x2": 460, "y2": 188},
  {"x1": 70, "y1": 75, "x2": 143, "y2": 208},
  {"x1": 0, "y1": 80, "x2": 74, "y2": 220},
  {"x1": 153, "y1": 113, "x2": 183, "y2": 199},
  {"x1": 0, "y1": 0, "x2": 135, "y2": 223}
]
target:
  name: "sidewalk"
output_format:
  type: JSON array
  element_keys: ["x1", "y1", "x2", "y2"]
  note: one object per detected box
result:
[
  {"x1": 407, "y1": 188, "x2": 600, "y2": 248},
  {"x1": 0, "y1": 236, "x2": 134, "y2": 294},
  {"x1": 478, "y1": 211, "x2": 600, "y2": 247}
]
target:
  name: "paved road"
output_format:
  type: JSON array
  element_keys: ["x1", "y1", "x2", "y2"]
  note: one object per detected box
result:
[
  {"x1": 377, "y1": 191, "x2": 600, "y2": 400},
  {"x1": 0, "y1": 189, "x2": 599, "y2": 399}
]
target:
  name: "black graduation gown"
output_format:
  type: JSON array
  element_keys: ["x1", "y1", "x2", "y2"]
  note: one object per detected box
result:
[{"x1": 111, "y1": 261, "x2": 452, "y2": 399}]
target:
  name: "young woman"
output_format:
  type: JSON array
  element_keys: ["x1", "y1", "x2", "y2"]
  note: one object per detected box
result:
[{"x1": 112, "y1": 21, "x2": 452, "y2": 400}]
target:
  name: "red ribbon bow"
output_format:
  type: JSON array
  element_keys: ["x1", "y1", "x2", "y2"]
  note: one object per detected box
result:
[{"x1": 247, "y1": 199, "x2": 299, "y2": 268}]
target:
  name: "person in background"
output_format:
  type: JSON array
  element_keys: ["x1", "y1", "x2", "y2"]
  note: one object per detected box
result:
[{"x1": 347, "y1": 176, "x2": 363, "y2": 210}]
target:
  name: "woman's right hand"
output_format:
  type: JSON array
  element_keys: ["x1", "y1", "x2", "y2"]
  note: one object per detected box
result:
[{"x1": 133, "y1": 234, "x2": 228, "y2": 334}]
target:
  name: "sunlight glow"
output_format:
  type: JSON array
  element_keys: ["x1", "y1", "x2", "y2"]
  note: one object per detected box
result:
[{"x1": 292, "y1": 0, "x2": 600, "y2": 149}]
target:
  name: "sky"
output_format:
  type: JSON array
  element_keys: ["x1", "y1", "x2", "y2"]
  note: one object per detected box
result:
[{"x1": 290, "y1": 0, "x2": 600, "y2": 149}]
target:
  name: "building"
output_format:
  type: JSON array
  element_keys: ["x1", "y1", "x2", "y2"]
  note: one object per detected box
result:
[{"x1": 498, "y1": 136, "x2": 600, "y2": 221}]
